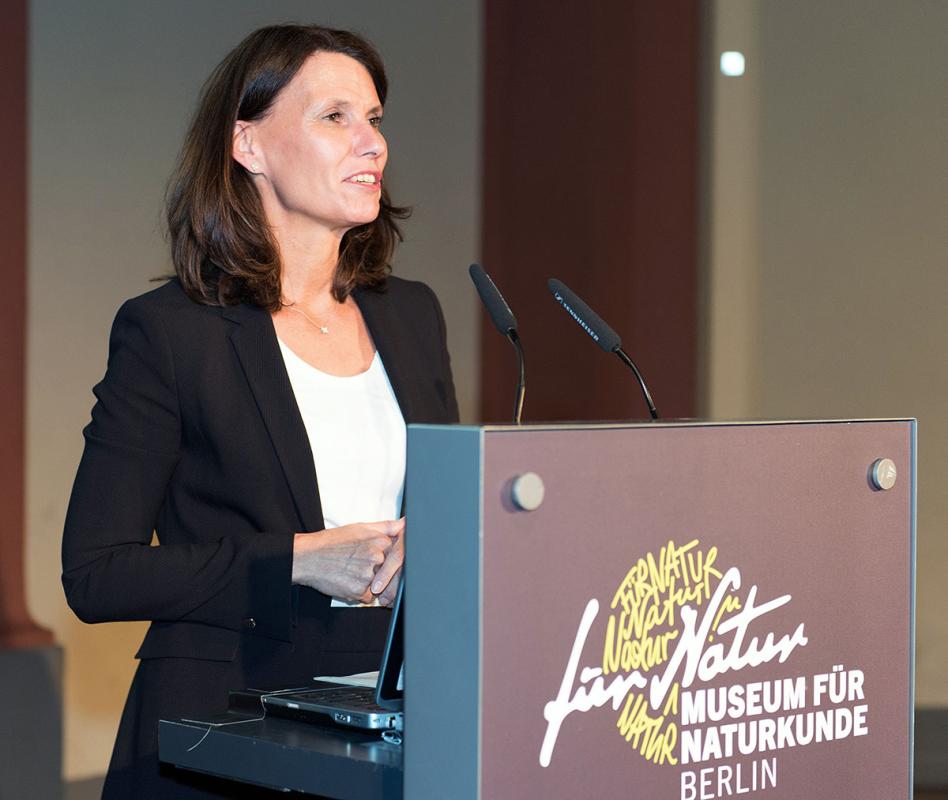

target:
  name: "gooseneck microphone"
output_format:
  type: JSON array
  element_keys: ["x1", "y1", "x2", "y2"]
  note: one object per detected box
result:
[
  {"x1": 469, "y1": 264, "x2": 525, "y2": 424},
  {"x1": 547, "y1": 278, "x2": 660, "y2": 420}
]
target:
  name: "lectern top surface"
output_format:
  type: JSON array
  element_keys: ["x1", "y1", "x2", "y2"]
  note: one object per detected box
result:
[{"x1": 410, "y1": 417, "x2": 916, "y2": 432}]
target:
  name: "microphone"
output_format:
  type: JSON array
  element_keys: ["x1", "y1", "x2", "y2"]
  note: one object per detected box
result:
[
  {"x1": 469, "y1": 264, "x2": 525, "y2": 424},
  {"x1": 547, "y1": 278, "x2": 660, "y2": 420}
]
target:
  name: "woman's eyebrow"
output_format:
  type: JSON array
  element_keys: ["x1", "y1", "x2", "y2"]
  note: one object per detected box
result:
[{"x1": 311, "y1": 99, "x2": 383, "y2": 115}]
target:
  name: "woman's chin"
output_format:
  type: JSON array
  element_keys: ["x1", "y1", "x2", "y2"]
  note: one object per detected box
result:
[{"x1": 341, "y1": 210, "x2": 382, "y2": 230}]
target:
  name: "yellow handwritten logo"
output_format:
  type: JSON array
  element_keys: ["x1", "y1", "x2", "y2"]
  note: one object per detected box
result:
[{"x1": 603, "y1": 539, "x2": 737, "y2": 765}]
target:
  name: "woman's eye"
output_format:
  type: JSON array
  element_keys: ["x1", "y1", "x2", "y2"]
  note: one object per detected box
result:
[
  {"x1": 369, "y1": 116, "x2": 383, "y2": 128},
  {"x1": 324, "y1": 111, "x2": 343, "y2": 122}
]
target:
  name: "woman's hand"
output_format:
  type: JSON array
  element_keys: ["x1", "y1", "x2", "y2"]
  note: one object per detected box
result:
[
  {"x1": 370, "y1": 526, "x2": 404, "y2": 607},
  {"x1": 291, "y1": 519, "x2": 404, "y2": 604}
]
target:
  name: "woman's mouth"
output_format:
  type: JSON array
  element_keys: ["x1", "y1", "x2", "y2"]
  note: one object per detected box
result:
[{"x1": 344, "y1": 172, "x2": 382, "y2": 188}]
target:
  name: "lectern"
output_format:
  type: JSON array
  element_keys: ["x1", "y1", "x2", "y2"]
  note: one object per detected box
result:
[{"x1": 405, "y1": 420, "x2": 914, "y2": 800}]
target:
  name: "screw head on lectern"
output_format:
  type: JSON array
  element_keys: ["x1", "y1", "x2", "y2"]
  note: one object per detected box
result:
[
  {"x1": 511, "y1": 472, "x2": 545, "y2": 511},
  {"x1": 870, "y1": 457, "x2": 897, "y2": 491}
]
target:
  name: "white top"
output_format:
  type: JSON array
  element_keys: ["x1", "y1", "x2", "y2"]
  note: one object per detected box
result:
[{"x1": 278, "y1": 339, "x2": 406, "y2": 606}]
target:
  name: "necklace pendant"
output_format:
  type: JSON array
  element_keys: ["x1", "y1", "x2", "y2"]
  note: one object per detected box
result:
[{"x1": 319, "y1": 325, "x2": 330, "y2": 335}]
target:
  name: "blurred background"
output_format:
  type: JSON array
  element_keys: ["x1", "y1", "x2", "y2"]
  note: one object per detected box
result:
[{"x1": 1, "y1": 0, "x2": 945, "y2": 796}]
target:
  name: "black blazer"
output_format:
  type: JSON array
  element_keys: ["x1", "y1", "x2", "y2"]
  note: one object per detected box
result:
[
  {"x1": 63, "y1": 275, "x2": 458, "y2": 661},
  {"x1": 62, "y1": 275, "x2": 459, "y2": 797}
]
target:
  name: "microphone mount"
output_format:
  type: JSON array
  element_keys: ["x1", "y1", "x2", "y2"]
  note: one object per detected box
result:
[
  {"x1": 469, "y1": 264, "x2": 526, "y2": 424},
  {"x1": 547, "y1": 278, "x2": 660, "y2": 421}
]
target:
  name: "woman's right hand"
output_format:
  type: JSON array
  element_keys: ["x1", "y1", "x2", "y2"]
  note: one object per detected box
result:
[{"x1": 291, "y1": 519, "x2": 404, "y2": 603}]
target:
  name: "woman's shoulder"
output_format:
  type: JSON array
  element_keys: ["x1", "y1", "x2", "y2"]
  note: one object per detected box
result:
[
  {"x1": 107, "y1": 278, "x2": 251, "y2": 362},
  {"x1": 361, "y1": 275, "x2": 442, "y2": 313},
  {"x1": 116, "y1": 277, "x2": 242, "y2": 331},
  {"x1": 357, "y1": 276, "x2": 448, "y2": 337},
  {"x1": 120, "y1": 277, "x2": 208, "y2": 316}
]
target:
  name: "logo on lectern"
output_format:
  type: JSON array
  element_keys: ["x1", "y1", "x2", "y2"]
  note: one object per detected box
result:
[{"x1": 539, "y1": 540, "x2": 872, "y2": 799}]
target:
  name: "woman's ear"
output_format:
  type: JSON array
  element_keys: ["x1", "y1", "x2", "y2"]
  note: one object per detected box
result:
[{"x1": 232, "y1": 121, "x2": 262, "y2": 174}]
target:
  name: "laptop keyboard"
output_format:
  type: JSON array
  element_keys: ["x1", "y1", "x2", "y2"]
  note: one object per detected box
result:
[{"x1": 295, "y1": 687, "x2": 383, "y2": 710}]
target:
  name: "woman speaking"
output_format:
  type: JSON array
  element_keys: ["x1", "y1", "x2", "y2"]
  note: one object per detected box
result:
[{"x1": 62, "y1": 24, "x2": 457, "y2": 798}]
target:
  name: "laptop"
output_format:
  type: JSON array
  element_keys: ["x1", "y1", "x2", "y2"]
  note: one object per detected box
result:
[{"x1": 251, "y1": 580, "x2": 405, "y2": 732}]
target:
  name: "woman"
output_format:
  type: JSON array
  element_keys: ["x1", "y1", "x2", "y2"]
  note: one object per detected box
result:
[{"x1": 62, "y1": 24, "x2": 458, "y2": 798}]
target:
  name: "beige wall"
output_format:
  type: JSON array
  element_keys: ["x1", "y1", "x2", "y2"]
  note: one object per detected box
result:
[
  {"x1": 27, "y1": 0, "x2": 480, "y2": 780},
  {"x1": 706, "y1": 1, "x2": 948, "y2": 705}
]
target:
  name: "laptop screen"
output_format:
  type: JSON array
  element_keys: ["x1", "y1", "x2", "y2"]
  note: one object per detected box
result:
[{"x1": 375, "y1": 579, "x2": 404, "y2": 711}]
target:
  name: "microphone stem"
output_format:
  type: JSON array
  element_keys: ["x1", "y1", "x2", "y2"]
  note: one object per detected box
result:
[
  {"x1": 614, "y1": 347, "x2": 660, "y2": 420},
  {"x1": 508, "y1": 330, "x2": 526, "y2": 425}
]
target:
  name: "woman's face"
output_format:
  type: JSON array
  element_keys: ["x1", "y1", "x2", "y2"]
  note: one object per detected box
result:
[{"x1": 237, "y1": 51, "x2": 387, "y2": 235}]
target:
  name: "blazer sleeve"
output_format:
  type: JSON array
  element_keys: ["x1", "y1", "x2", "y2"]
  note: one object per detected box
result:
[{"x1": 62, "y1": 297, "x2": 294, "y2": 641}]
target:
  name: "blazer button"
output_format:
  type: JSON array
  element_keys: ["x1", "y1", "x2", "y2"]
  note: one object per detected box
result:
[{"x1": 242, "y1": 618, "x2": 256, "y2": 630}]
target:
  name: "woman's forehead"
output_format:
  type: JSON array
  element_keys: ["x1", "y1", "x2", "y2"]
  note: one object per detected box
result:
[{"x1": 285, "y1": 51, "x2": 381, "y2": 110}]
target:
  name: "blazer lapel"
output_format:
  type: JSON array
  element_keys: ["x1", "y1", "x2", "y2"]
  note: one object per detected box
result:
[
  {"x1": 222, "y1": 303, "x2": 324, "y2": 533},
  {"x1": 354, "y1": 286, "x2": 416, "y2": 423}
]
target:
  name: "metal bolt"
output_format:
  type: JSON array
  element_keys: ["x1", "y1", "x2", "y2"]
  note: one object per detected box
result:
[{"x1": 511, "y1": 472, "x2": 545, "y2": 511}]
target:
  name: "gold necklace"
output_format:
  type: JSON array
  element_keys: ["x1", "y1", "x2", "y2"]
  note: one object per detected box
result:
[{"x1": 281, "y1": 300, "x2": 338, "y2": 335}]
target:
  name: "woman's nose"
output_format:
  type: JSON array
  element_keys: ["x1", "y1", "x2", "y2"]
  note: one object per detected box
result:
[{"x1": 356, "y1": 122, "x2": 386, "y2": 160}]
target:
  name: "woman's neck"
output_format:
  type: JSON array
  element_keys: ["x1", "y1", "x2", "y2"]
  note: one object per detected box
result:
[{"x1": 274, "y1": 222, "x2": 345, "y2": 310}]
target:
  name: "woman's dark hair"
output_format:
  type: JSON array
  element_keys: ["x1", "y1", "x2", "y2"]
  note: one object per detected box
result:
[{"x1": 166, "y1": 24, "x2": 409, "y2": 308}]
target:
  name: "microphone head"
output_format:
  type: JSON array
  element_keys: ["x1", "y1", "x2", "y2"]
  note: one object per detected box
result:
[
  {"x1": 469, "y1": 263, "x2": 518, "y2": 336},
  {"x1": 547, "y1": 278, "x2": 621, "y2": 353}
]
